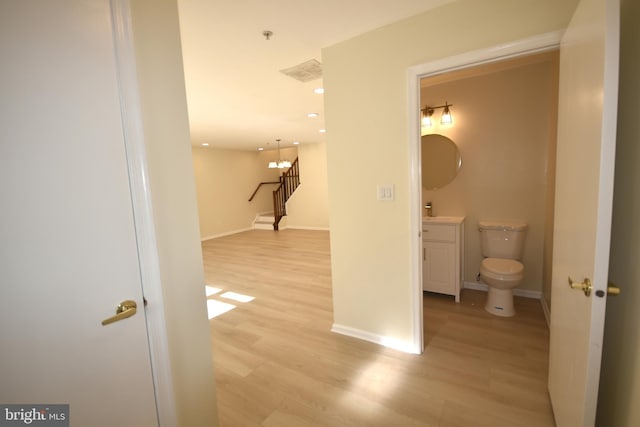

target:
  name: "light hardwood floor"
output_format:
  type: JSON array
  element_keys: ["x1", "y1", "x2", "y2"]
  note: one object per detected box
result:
[{"x1": 202, "y1": 229, "x2": 554, "y2": 426}]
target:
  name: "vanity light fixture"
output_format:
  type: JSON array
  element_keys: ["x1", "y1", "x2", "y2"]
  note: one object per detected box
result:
[
  {"x1": 440, "y1": 103, "x2": 453, "y2": 125},
  {"x1": 421, "y1": 102, "x2": 454, "y2": 127},
  {"x1": 421, "y1": 108, "x2": 434, "y2": 128},
  {"x1": 268, "y1": 139, "x2": 291, "y2": 169}
]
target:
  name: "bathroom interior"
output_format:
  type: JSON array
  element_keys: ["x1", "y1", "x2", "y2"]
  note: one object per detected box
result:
[{"x1": 420, "y1": 49, "x2": 560, "y2": 321}]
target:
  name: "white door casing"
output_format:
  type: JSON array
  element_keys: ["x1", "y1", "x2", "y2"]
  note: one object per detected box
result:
[
  {"x1": 0, "y1": 1, "x2": 162, "y2": 425},
  {"x1": 408, "y1": 31, "x2": 564, "y2": 354},
  {"x1": 548, "y1": 0, "x2": 620, "y2": 425}
]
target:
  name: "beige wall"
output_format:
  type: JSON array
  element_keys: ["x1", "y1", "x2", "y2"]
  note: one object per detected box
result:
[
  {"x1": 421, "y1": 53, "x2": 559, "y2": 295},
  {"x1": 323, "y1": 0, "x2": 578, "y2": 348},
  {"x1": 130, "y1": 0, "x2": 218, "y2": 425},
  {"x1": 192, "y1": 146, "x2": 297, "y2": 239},
  {"x1": 284, "y1": 142, "x2": 330, "y2": 230},
  {"x1": 597, "y1": 0, "x2": 640, "y2": 424},
  {"x1": 192, "y1": 144, "x2": 329, "y2": 237}
]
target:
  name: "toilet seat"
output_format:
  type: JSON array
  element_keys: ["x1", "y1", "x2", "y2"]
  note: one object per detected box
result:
[{"x1": 480, "y1": 258, "x2": 523, "y2": 280}]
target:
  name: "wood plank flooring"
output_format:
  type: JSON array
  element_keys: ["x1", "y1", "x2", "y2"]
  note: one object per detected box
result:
[{"x1": 202, "y1": 229, "x2": 554, "y2": 426}]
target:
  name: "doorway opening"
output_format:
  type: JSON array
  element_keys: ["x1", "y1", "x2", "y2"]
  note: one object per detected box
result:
[{"x1": 407, "y1": 31, "x2": 564, "y2": 353}]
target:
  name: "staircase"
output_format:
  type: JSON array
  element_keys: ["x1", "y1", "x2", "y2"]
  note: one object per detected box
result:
[
  {"x1": 253, "y1": 212, "x2": 276, "y2": 230},
  {"x1": 249, "y1": 157, "x2": 300, "y2": 231}
]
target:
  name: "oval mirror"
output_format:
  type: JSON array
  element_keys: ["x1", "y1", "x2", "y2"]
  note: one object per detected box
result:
[{"x1": 421, "y1": 134, "x2": 462, "y2": 190}]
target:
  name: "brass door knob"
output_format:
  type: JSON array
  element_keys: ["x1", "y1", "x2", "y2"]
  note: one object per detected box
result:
[
  {"x1": 594, "y1": 283, "x2": 622, "y2": 298},
  {"x1": 568, "y1": 276, "x2": 592, "y2": 297},
  {"x1": 101, "y1": 300, "x2": 137, "y2": 326},
  {"x1": 607, "y1": 283, "x2": 621, "y2": 296}
]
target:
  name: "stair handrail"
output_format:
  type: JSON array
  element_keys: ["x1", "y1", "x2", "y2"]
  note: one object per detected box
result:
[{"x1": 248, "y1": 181, "x2": 281, "y2": 202}]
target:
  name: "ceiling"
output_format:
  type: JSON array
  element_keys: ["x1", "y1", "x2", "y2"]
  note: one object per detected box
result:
[{"x1": 177, "y1": 0, "x2": 454, "y2": 151}]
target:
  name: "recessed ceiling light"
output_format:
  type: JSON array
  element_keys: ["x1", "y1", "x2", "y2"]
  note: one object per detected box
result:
[
  {"x1": 257, "y1": 147, "x2": 264, "y2": 151},
  {"x1": 307, "y1": 113, "x2": 319, "y2": 118},
  {"x1": 319, "y1": 129, "x2": 326, "y2": 133},
  {"x1": 314, "y1": 88, "x2": 325, "y2": 94},
  {"x1": 202, "y1": 143, "x2": 210, "y2": 146},
  {"x1": 293, "y1": 141, "x2": 300, "y2": 145}
]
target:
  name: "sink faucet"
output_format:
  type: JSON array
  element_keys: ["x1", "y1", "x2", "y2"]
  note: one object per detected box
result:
[{"x1": 424, "y1": 201, "x2": 433, "y2": 217}]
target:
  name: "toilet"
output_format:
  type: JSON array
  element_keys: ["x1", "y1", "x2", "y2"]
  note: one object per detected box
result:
[{"x1": 478, "y1": 220, "x2": 528, "y2": 317}]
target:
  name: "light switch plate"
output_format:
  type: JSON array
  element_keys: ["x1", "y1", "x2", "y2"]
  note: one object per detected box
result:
[{"x1": 377, "y1": 184, "x2": 394, "y2": 201}]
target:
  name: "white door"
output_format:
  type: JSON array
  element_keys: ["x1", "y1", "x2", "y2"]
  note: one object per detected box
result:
[
  {"x1": 548, "y1": 0, "x2": 620, "y2": 425},
  {"x1": 0, "y1": 1, "x2": 159, "y2": 426}
]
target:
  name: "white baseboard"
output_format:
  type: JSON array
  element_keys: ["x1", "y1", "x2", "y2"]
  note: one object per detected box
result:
[
  {"x1": 253, "y1": 223, "x2": 275, "y2": 230},
  {"x1": 282, "y1": 225, "x2": 330, "y2": 231},
  {"x1": 200, "y1": 227, "x2": 253, "y2": 241},
  {"x1": 200, "y1": 224, "x2": 329, "y2": 240},
  {"x1": 331, "y1": 323, "x2": 420, "y2": 354},
  {"x1": 540, "y1": 296, "x2": 550, "y2": 327},
  {"x1": 463, "y1": 281, "x2": 542, "y2": 299}
]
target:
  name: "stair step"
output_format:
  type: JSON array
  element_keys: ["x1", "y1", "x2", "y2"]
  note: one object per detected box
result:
[
  {"x1": 254, "y1": 222, "x2": 274, "y2": 230},
  {"x1": 254, "y1": 213, "x2": 275, "y2": 230}
]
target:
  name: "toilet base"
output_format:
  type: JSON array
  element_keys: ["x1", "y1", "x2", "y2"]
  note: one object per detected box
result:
[{"x1": 484, "y1": 287, "x2": 515, "y2": 317}]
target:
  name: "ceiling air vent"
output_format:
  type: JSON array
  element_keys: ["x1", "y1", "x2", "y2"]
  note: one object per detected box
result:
[{"x1": 280, "y1": 59, "x2": 322, "y2": 82}]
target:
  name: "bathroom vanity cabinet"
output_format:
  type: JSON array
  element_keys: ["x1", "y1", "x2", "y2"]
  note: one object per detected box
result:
[{"x1": 422, "y1": 217, "x2": 464, "y2": 302}]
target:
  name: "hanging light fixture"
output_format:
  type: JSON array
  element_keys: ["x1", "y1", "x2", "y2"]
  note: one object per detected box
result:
[
  {"x1": 268, "y1": 139, "x2": 291, "y2": 169},
  {"x1": 421, "y1": 102, "x2": 454, "y2": 128}
]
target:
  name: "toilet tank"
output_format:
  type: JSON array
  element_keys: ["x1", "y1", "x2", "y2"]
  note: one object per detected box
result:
[{"x1": 479, "y1": 221, "x2": 528, "y2": 260}]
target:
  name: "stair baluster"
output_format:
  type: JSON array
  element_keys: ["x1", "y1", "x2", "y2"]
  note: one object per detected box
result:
[{"x1": 272, "y1": 157, "x2": 299, "y2": 230}]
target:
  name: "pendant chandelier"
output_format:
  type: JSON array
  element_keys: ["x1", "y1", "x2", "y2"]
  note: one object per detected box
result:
[{"x1": 268, "y1": 139, "x2": 291, "y2": 169}]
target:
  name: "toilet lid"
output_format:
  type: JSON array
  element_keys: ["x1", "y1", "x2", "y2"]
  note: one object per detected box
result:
[{"x1": 482, "y1": 258, "x2": 523, "y2": 275}]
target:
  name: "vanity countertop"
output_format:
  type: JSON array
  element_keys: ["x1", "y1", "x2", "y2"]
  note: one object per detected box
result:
[{"x1": 422, "y1": 216, "x2": 465, "y2": 225}]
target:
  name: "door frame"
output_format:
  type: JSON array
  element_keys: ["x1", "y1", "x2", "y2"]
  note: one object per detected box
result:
[
  {"x1": 111, "y1": 0, "x2": 176, "y2": 424},
  {"x1": 407, "y1": 31, "x2": 564, "y2": 353}
]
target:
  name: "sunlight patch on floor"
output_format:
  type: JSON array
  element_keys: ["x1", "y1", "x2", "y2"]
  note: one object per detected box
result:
[
  {"x1": 205, "y1": 285, "x2": 255, "y2": 319},
  {"x1": 348, "y1": 355, "x2": 403, "y2": 402},
  {"x1": 205, "y1": 286, "x2": 222, "y2": 296},
  {"x1": 207, "y1": 299, "x2": 236, "y2": 319},
  {"x1": 220, "y1": 291, "x2": 255, "y2": 303}
]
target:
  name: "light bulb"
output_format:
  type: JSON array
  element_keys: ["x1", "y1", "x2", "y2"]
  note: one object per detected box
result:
[
  {"x1": 440, "y1": 105, "x2": 453, "y2": 125},
  {"x1": 421, "y1": 108, "x2": 434, "y2": 128}
]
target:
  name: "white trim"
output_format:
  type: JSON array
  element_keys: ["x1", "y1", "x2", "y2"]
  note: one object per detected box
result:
[
  {"x1": 110, "y1": 1, "x2": 177, "y2": 425},
  {"x1": 254, "y1": 224, "x2": 276, "y2": 230},
  {"x1": 408, "y1": 81, "x2": 424, "y2": 354},
  {"x1": 200, "y1": 224, "x2": 332, "y2": 239},
  {"x1": 462, "y1": 281, "x2": 489, "y2": 292},
  {"x1": 583, "y1": 2, "x2": 621, "y2": 422},
  {"x1": 281, "y1": 225, "x2": 330, "y2": 231},
  {"x1": 463, "y1": 281, "x2": 542, "y2": 299},
  {"x1": 331, "y1": 324, "x2": 420, "y2": 354},
  {"x1": 200, "y1": 227, "x2": 253, "y2": 241},
  {"x1": 408, "y1": 31, "x2": 564, "y2": 79},
  {"x1": 408, "y1": 31, "x2": 563, "y2": 356},
  {"x1": 540, "y1": 296, "x2": 551, "y2": 328}
]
